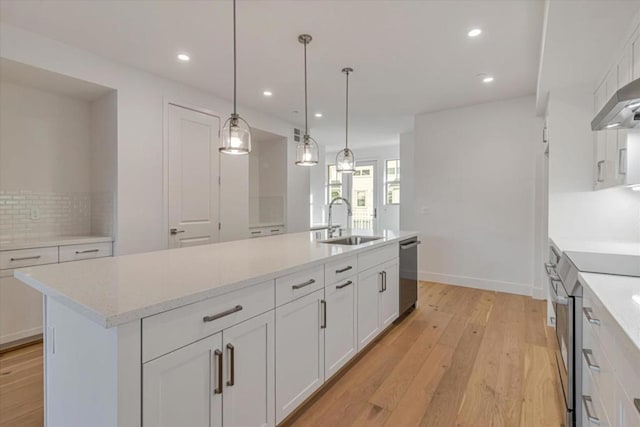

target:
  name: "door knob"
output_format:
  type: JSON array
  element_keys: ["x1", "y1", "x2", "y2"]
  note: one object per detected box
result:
[{"x1": 170, "y1": 228, "x2": 185, "y2": 235}]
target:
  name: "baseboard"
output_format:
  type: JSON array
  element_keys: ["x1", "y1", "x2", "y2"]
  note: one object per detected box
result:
[
  {"x1": 531, "y1": 287, "x2": 546, "y2": 300},
  {"x1": 419, "y1": 271, "x2": 534, "y2": 297},
  {"x1": 0, "y1": 331, "x2": 42, "y2": 352},
  {"x1": 0, "y1": 326, "x2": 43, "y2": 347}
]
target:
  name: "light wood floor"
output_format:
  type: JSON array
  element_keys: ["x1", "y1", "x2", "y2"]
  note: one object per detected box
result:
[{"x1": 0, "y1": 282, "x2": 564, "y2": 427}]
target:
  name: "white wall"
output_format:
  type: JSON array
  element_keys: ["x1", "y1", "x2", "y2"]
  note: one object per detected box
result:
[
  {"x1": 547, "y1": 84, "x2": 640, "y2": 242},
  {"x1": 310, "y1": 143, "x2": 400, "y2": 230},
  {"x1": 399, "y1": 131, "x2": 415, "y2": 230},
  {"x1": 0, "y1": 24, "x2": 309, "y2": 254},
  {"x1": 410, "y1": 96, "x2": 543, "y2": 296},
  {"x1": 0, "y1": 80, "x2": 91, "y2": 193}
]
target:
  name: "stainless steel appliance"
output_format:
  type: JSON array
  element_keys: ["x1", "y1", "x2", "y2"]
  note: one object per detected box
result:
[
  {"x1": 546, "y1": 248, "x2": 640, "y2": 427},
  {"x1": 399, "y1": 237, "x2": 420, "y2": 316}
]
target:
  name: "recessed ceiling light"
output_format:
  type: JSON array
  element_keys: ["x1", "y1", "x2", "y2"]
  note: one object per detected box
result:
[
  {"x1": 263, "y1": 91, "x2": 273, "y2": 97},
  {"x1": 468, "y1": 28, "x2": 482, "y2": 38},
  {"x1": 177, "y1": 53, "x2": 190, "y2": 62},
  {"x1": 483, "y1": 76, "x2": 494, "y2": 83},
  {"x1": 315, "y1": 113, "x2": 323, "y2": 118}
]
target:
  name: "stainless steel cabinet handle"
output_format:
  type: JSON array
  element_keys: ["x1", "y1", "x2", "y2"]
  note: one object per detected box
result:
[
  {"x1": 226, "y1": 343, "x2": 235, "y2": 387},
  {"x1": 251, "y1": 231, "x2": 261, "y2": 235},
  {"x1": 634, "y1": 398, "x2": 640, "y2": 415},
  {"x1": 548, "y1": 273, "x2": 561, "y2": 281},
  {"x1": 320, "y1": 299, "x2": 327, "y2": 329},
  {"x1": 582, "y1": 395, "x2": 600, "y2": 424},
  {"x1": 619, "y1": 147, "x2": 627, "y2": 175},
  {"x1": 583, "y1": 307, "x2": 601, "y2": 325},
  {"x1": 170, "y1": 228, "x2": 185, "y2": 235},
  {"x1": 383, "y1": 271, "x2": 387, "y2": 292},
  {"x1": 400, "y1": 241, "x2": 421, "y2": 250},
  {"x1": 583, "y1": 349, "x2": 600, "y2": 372},
  {"x1": 336, "y1": 280, "x2": 353, "y2": 289},
  {"x1": 203, "y1": 305, "x2": 243, "y2": 322},
  {"x1": 214, "y1": 349, "x2": 223, "y2": 394},
  {"x1": 335, "y1": 265, "x2": 353, "y2": 274},
  {"x1": 378, "y1": 272, "x2": 384, "y2": 293},
  {"x1": 10, "y1": 255, "x2": 41, "y2": 262},
  {"x1": 292, "y1": 279, "x2": 315, "y2": 290},
  {"x1": 597, "y1": 160, "x2": 605, "y2": 183},
  {"x1": 75, "y1": 249, "x2": 99, "y2": 254}
]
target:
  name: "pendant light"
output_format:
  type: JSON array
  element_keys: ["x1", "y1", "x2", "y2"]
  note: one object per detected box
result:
[
  {"x1": 295, "y1": 34, "x2": 319, "y2": 166},
  {"x1": 220, "y1": 0, "x2": 251, "y2": 155},
  {"x1": 336, "y1": 67, "x2": 355, "y2": 173}
]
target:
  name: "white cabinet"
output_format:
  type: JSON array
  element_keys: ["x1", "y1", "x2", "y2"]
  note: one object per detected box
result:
[
  {"x1": 275, "y1": 288, "x2": 325, "y2": 424},
  {"x1": 222, "y1": 311, "x2": 275, "y2": 427},
  {"x1": 143, "y1": 311, "x2": 275, "y2": 427},
  {"x1": 357, "y1": 257, "x2": 399, "y2": 351},
  {"x1": 324, "y1": 276, "x2": 357, "y2": 380},
  {"x1": 143, "y1": 332, "x2": 223, "y2": 427}
]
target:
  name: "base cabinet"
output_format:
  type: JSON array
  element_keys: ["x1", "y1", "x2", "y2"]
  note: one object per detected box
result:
[
  {"x1": 143, "y1": 311, "x2": 275, "y2": 427},
  {"x1": 324, "y1": 276, "x2": 357, "y2": 380},
  {"x1": 379, "y1": 260, "x2": 399, "y2": 329},
  {"x1": 143, "y1": 332, "x2": 223, "y2": 427},
  {"x1": 275, "y1": 289, "x2": 325, "y2": 424}
]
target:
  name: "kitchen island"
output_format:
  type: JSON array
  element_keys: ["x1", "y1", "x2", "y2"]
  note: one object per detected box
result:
[{"x1": 15, "y1": 229, "x2": 417, "y2": 427}]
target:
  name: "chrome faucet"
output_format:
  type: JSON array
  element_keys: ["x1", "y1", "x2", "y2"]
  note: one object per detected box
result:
[{"x1": 328, "y1": 197, "x2": 352, "y2": 238}]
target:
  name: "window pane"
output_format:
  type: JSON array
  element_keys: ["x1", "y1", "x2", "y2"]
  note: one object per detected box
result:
[
  {"x1": 328, "y1": 164, "x2": 342, "y2": 184},
  {"x1": 330, "y1": 185, "x2": 342, "y2": 202},
  {"x1": 356, "y1": 191, "x2": 366, "y2": 207},
  {"x1": 385, "y1": 159, "x2": 400, "y2": 182},
  {"x1": 387, "y1": 182, "x2": 400, "y2": 204}
]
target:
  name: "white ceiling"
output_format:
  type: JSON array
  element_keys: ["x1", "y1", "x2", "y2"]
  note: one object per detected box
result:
[{"x1": 0, "y1": 0, "x2": 544, "y2": 148}]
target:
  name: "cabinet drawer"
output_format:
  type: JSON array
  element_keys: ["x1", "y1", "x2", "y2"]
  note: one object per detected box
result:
[
  {"x1": 582, "y1": 288, "x2": 616, "y2": 363},
  {"x1": 582, "y1": 335, "x2": 616, "y2": 423},
  {"x1": 59, "y1": 242, "x2": 112, "y2": 262},
  {"x1": 249, "y1": 229, "x2": 264, "y2": 238},
  {"x1": 142, "y1": 280, "x2": 275, "y2": 362},
  {"x1": 324, "y1": 255, "x2": 357, "y2": 285},
  {"x1": 276, "y1": 265, "x2": 324, "y2": 307},
  {"x1": 0, "y1": 246, "x2": 58, "y2": 270},
  {"x1": 357, "y1": 243, "x2": 398, "y2": 273},
  {"x1": 582, "y1": 365, "x2": 612, "y2": 427}
]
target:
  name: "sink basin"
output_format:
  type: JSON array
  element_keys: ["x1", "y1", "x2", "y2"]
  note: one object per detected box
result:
[{"x1": 320, "y1": 235, "x2": 383, "y2": 245}]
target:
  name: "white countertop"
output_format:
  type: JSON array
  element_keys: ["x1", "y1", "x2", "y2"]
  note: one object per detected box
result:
[
  {"x1": 579, "y1": 272, "x2": 640, "y2": 353},
  {"x1": 15, "y1": 230, "x2": 417, "y2": 329},
  {"x1": 550, "y1": 237, "x2": 640, "y2": 256},
  {"x1": 0, "y1": 235, "x2": 113, "y2": 251}
]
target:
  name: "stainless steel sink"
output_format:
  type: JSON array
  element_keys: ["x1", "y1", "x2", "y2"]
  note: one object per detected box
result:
[{"x1": 320, "y1": 235, "x2": 382, "y2": 245}]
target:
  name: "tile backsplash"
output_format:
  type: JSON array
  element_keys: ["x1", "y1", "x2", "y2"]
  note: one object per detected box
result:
[{"x1": 0, "y1": 190, "x2": 113, "y2": 241}]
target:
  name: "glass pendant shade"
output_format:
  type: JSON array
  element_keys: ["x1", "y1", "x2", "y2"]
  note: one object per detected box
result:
[
  {"x1": 336, "y1": 148, "x2": 355, "y2": 173},
  {"x1": 220, "y1": 114, "x2": 251, "y2": 155},
  {"x1": 295, "y1": 134, "x2": 319, "y2": 166}
]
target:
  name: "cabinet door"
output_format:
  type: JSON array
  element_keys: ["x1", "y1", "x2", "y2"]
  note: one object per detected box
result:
[
  {"x1": 379, "y1": 260, "x2": 399, "y2": 329},
  {"x1": 143, "y1": 332, "x2": 223, "y2": 427},
  {"x1": 357, "y1": 268, "x2": 382, "y2": 351},
  {"x1": 594, "y1": 130, "x2": 607, "y2": 189},
  {"x1": 222, "y1": 311, "x2": 274, "y2": 427},
  {"x1": 605, "y1": 129, "x2": 619, "y2": 187},
  {"x1": 633, "y1": 31, "x2": 640, "y2": 80},
  {"x1": 620, "y1": 394, "x2": 640, "y2": 427},
  {"x1": 275, "y1": 289, "x2": 325, "y2": 424},
  {"x1": 619, "y1": 49, "x2": 632, "y2": 88},
  {"x1": 324, "y1": 277, "x2": 357, "y2": 380}
]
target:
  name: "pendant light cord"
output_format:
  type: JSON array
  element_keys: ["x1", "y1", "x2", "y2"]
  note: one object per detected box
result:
[
  {"x1": 304, "y1": 40, "x2": 309, "y2": 135},
  {"x1": 345, "y1": 70, "x2": 349, "y2": 150},
  {"x1": 233, "y1": 0, "x2": 237, "y2": 115}
]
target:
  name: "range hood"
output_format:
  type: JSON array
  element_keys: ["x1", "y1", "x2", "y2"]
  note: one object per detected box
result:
[{"x1": 591, "y1": 78, "x2": 640, "y2": 130}]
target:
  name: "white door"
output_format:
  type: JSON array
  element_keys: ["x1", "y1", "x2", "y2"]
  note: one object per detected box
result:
[
  {"x1": 324, "y1": 276, "x2": 357, "y2": 380},
  {"x1": 379, "y1": 260, "x2": 399, "y2": 329},
  {"x1": 143, "y1": 332, "x2": 223, "y2": 427},
  {"x1": 275, "y1": 289, "x2": 325, "y2": 424},
  {"x1": 222, "y1": 311, "x2": 275, "y2": 427},
  {"x1": 350, "y1": 161, "x2": 378, "y2": 230},
  {"x1": 357, "y1": 268, "x2": 382, "y2": 351},
  {"x1": 168, "y1": 104, "x2": 221, "y2": 248}
]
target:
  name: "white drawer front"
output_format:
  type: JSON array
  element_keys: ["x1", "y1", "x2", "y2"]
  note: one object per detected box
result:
[
  {"x1": 142, "y1": 280, "x2": 275, "y2": 362},
  {"x1": 0, "y1": 246, "x2": 58, "y2": 270},
  {"x1": 582, "y1": 335, "x2": 616, "y2": 424},
  {"x1": 324, "y1": 255, "x2": 357, "y2": 286},
  {"x1": 616, "y1": 328, "x2": 640, "y2": 413},
  {"x1": 582, "y1": 366, "x2": 612, "y2": 427},
  {"x1": 249, "y1": 229, "x2": 264, "y2": 238},
  {"x1": 357, "y1": 243, "x2": 397, "y2": 273},
  {"x1": 59, "y1": 242, "x2": 112, "y2": 262},
  {"x1": 275, "y1": 265, "x2": 324, "y2": 307},
  {"x1": 582, "y1": 287, "x2": 616, "y2": 364}
]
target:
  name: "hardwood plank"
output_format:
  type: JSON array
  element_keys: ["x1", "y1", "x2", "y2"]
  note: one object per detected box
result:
[
  {"x1": 0, "y1": 342, "x2": 43, "y2": 427},
  {"x1": 524, "y1": 297, "x2": 548, "y2": 347},
  {"x1": 520, "y1": 344, "x2": 565, "y2": 427}
]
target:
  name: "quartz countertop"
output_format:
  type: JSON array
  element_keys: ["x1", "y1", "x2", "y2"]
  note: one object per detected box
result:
[
  {"x1": 579, "y1": 272, "x2": 640, "y2": 353},
  {"x1": 0, "y1": 235, "x2": 113, "y2": 251},
  {"x1": 15, "y1": 230, "x2": 417, "y2": 329},
  {"x1": 550, "y1": 237, "x2": 640, "y2": 256}
]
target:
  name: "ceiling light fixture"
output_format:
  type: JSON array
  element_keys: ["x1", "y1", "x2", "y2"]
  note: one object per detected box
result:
[
  {"x1": 263, "y1": 91, "x2": 272, "y2": 97},
  {"x1": 468, "y1": 28, "x2": 482, "y2": 38},
  {"x1": 315, "y1": 113, "x2": 323, "y2": 118},
  {"x1": 220, "y1": 0, "x2": 252, "y2": 155},
  {"x1": 483, "y1": 76, "x2": 494, "y2": 83},
  {"x1": 336, "y1": 67, "x2": 355, "y2": 174},
  {"x1": 295, "y1": 34, "x2": 319, "y2": 166},
  {"x1": 177, "y1": 53, "x2": 190, "y2": 62}
]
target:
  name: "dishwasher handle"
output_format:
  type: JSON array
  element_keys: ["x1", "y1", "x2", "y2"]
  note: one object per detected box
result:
[{"x1": 400, "y1": 240, "x2": 421, "y2": 250}]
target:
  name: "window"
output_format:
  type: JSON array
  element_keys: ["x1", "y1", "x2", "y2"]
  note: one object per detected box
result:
[
  {"x1": 327, "y1": 164, "x2": 342, "y2": 204},
  {"x1": 356, "y1": 190, "x2": 366, "y2": 207},
  {"x1": 385, "y1": 159, "x2": 400, "y2": 205}
]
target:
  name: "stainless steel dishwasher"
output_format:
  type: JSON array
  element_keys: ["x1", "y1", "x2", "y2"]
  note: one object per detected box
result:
[{"x1": 399, "y1": 237, "x2": 420, "y2": 316}]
